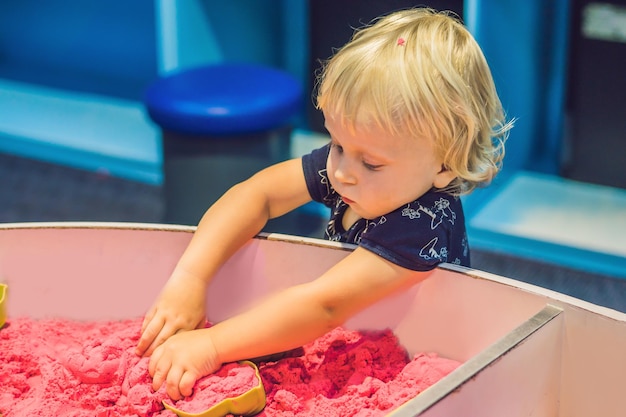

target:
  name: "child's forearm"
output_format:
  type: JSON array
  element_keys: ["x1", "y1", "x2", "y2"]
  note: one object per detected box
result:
[
  {"x1": 206, "y1": 246, "x2": 424, "y2": 364},
  {"x1": 208, "y1": 283, "x2": 339, "y2": 364},
  {"x1": 173, "y1": 181, "x2": 271, "y2": 285},
  {"x1": 173, "y1": 159, "x2": 309, "y2": 287}
]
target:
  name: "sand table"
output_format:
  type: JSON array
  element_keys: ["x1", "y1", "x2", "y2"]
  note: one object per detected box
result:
[{"x1": 0, "y1": 317, "x2": 460, "y2": 416}]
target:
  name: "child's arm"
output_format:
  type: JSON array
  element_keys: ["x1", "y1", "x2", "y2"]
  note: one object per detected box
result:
[
  {"x1": 149, "y1": 245, "x2": 433, "y2": 400},
  {"x1": 135, "y1": 158, "x2": 313, "y2": 357}
]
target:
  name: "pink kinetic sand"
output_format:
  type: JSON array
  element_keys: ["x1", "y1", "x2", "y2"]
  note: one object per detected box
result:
[{"x1": 0, "y1": 318, "x2": 460, "y2": 416}]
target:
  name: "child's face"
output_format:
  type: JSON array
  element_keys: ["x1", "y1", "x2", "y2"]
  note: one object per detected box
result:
[{"x1": 325, "y1": 113, "x2": 454, "y2": 220}]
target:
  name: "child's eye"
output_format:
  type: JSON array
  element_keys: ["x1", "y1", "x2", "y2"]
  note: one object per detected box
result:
[
  {"x1": 330, "y1": 142, "x2": 343, "y2": 153},
  {"x1": 363, "y1": 161, "x2": 382, "y2": 171}
]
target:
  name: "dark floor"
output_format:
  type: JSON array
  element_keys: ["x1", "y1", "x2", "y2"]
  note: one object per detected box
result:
[{"x1": 2, "y1": 151, "x2": 626, "y2": 313}]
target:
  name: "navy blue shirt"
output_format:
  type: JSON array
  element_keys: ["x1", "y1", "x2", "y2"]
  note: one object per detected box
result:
[{"x1": 302, "y1": 144, "x2": 470, "y2": 271}]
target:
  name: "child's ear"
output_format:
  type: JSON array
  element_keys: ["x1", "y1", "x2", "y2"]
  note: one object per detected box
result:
[{"x1": 433, "y1": 166, "x2": 457, "y2": 189}]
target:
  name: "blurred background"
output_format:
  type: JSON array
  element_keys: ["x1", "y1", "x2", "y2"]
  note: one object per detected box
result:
[{"x1": 1, "y1": 0, "x2": 625, "y2": 310}]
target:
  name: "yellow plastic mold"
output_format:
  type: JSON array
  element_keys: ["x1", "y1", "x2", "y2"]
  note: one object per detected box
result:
[
  {"x1": 162, "y1": 360, "x2": 266, "y2": 417},
  {"x1": 0, "y1": 283, "x2": 7, "y2": 329}
]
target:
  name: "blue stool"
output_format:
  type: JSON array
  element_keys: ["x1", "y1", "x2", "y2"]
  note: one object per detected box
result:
[{"x1": 144, "y1": 63, "x2": 303, "y2": 225}]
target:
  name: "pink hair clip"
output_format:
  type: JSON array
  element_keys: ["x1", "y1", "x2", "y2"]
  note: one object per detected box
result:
[{"x1": 397, "y1": 37, "x2": 406, "y2": 46}]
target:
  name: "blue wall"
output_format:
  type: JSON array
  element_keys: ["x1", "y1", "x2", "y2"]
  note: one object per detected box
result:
[
  {"x1": 0, "y1": 0, "x2": 309, "y2": 102},
  {"x1": 0, "y1": 0, "x2": 158, "y2": 100},
  {"x1": 466, "y1": 0, "x2": 571, "y2": 177}
]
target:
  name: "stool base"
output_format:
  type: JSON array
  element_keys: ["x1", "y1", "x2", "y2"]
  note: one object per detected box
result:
[{"x1": 163, "y1": 127, "x2": 291, "y2": 226}]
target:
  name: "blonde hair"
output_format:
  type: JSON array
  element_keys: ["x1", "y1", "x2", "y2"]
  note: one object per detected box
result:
[{"x1": 316, "y1": 8, "x2": 513, "y2": 195}]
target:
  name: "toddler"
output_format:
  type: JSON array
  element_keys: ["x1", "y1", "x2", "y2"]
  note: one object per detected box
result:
[{"x1": 136, "y1": 7, "x2": 512, "y2": 400}]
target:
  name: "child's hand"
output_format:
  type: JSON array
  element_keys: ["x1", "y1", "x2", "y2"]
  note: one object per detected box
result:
[
  {"x1": 149, "y1": 327, "x2": 221, "y2": 400},
  {"x1": 136, "y1": 272, "x2": 208, "y2": 357}
]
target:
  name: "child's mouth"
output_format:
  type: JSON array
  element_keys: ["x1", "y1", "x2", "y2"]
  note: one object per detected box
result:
[{"x1": 342, "y1": 196, "x2": 354, "y2": 205}]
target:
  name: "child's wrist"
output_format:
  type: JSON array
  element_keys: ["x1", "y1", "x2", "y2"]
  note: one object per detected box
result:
[
  {"x1": 170, "y1": 264, "x2": 211, "y2": 287},
  {"x1": 203, "y1": 328, "x2": 223, "y2": 370}
]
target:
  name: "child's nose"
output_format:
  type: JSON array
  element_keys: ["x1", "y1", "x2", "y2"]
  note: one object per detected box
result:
[{"x1": 334, "y1": 159, "x2": 357, "y2": 184}]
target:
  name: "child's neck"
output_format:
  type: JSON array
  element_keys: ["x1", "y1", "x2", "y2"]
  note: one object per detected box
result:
[{"x1": 342, "y1": 206, "x2": 362, "y2": 231}]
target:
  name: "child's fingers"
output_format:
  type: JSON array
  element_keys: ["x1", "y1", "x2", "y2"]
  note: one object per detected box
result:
[
  {"x1": 179, "y1": 370, "x2": 199, "y2": 398},
  {"x1": 136, "y1": 315, "x2": 167, "y2": 357},
  {"x1": 140, "y1": 306, "x2": 157, "y2": 333},
  {"x1": 149, "y1": 347, "x2": 170, "y2": 392},
  {"x1": 165, "y1": 366, "x2": 187, "y2": 400}
]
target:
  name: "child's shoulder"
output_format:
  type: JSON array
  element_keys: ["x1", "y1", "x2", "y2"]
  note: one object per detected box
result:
[
  {"x1": 378, "y1": 190, "x2": 464, "y2": 234},
  {"x1": 410, "y1": 189, "x2": 463, "y2": 212}
]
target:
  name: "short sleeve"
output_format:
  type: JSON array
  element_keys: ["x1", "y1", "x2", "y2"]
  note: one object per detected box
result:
[{"x1": 301, "y1": 143, "x2": 335, "y2": 207}]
